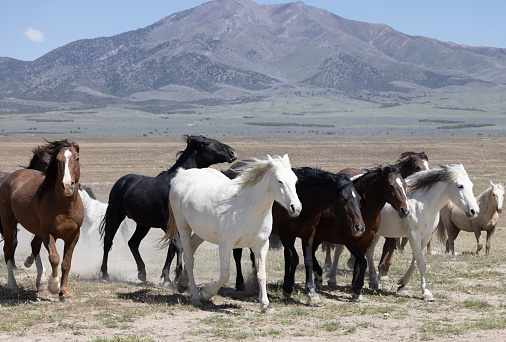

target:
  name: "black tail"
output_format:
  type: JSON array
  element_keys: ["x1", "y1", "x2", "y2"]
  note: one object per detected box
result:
[{"x1": 98, "y1": 205, "x2": 111, "y2": 240}]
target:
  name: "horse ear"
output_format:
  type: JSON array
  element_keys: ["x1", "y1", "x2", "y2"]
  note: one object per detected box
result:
[
  {"x1": 282, "y1": 154, "x2": 289, "y2": 163},
  {"x1": 490, "y1": 180, "x2": 495, "y2": 187},
  {"x1": 267, "y1": 155, "x2": 273, "y2": 161}
]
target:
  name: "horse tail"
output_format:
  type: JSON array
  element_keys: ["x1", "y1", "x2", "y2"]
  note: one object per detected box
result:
[
  {"x1": 159, "y1": 202, "x2": 179, "y2": 249},
  {"x1": 99, "y1": 203, "x2": 113, "y2": 240},
  {"x1": 436, "y1": 217, "x2": 447, "y2": 245}
]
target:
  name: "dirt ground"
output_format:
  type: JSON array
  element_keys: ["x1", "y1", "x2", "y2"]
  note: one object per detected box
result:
[{"x1": 0, "y1": 135, "x2": 505, "y2": 341}]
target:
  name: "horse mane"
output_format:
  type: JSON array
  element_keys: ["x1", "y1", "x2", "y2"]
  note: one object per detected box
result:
[
  {"x1": 294, "y1": 167, "x2": 352, "y2": 192},
  {"x1": 36, "y1": 139, "x2": 79, "y2": 200},
  {"x1": 159, "y1": 135, "x2": 206, "y2": 176},
  {"x1": 356, "y1": 165, "x2": 400, "y2": 185},
  {"x1": 405, "y1": 164, "x2": 464, "y2": 194},
  {"x1": 234, "y1": 156, "x2": 289, "y2": 187},
  {"x1": 395, "y1": 151, "x2": 428, "y2": 168}
]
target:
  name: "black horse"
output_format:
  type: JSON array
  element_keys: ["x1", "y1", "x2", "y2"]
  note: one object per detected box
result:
[
  {"x1": 99, "y1": 135, "x2": 237, "y2": 283},
  {"x1": 227, "y1": 166, "x2": 365, "y2": 303}
]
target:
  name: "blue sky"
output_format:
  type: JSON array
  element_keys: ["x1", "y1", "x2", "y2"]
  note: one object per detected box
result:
[{"x1": 1, "y1": 0, "x2": 505, "y2": 61}]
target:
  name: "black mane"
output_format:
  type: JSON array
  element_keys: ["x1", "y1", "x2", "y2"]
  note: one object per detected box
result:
[
  {"x1": 294, "y1": 167, "x2": 353, "y2": 192},
  {"x1": 395, "y1": 151, "x2": 428, "y2": 168},
  {"x1": 158, "y1": 135, "x2": 206, "y2": 176}
]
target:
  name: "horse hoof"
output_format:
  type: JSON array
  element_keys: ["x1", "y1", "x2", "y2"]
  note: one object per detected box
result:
[
  {"x1": 423, "y1": 291, "x2": 435, "y2": 301},
  {"x1": 200, "y1": 288, "x2": 213, "y2": 301},
  {"x1": 307, "y1": 293, "x2": 321, "y2": 305},
  {"x1": 369, "y1": 281, "x2": 379, "y2": 290},
  {"x1": 397, "y1": 288, "x2": 409, "y2": 296},
  {"x1": 351, "y1": 293, "x2": 364, "y2": 301},
  {"x1": 327, "y1": 281, "x2": 337, "y2": 289},
  {"x1": 138, "y1": 272, "x2": 147, "y2": 283},
  {"x1": 48, "y1": 277, "x2": 60, "y2": 295},
  {"x1": 378, "y1": 275, "x2": 390, "y2": 281},
  {"x1": 24, "y1": 255, "x2": 35, "y2": 268},
  {"x1": 261, "y1": 306, "x2": 275, "y2": 314},
  {"x1": 190, "y1": 297, "x2": 202, "y2": 307},
  {"x1": 236, "y1": 284, "x2": 246, "y2": 292},
  {"x1": 177, "y1": 282, "x2": 188, "y2": 293},
  {"x1": 282, "y1": 289, "x2": 292, "y2": 298}
]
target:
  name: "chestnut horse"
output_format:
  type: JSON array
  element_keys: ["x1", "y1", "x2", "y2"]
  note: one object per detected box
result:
[
  {"x1": 312, "y1": 166, "x2": 409, "y2": 300},
  {"x1": 329, "y1": 152, "x2": 430, "y2": 278},
  {"x1": 0, "y1": 140, "x2": 83, "y2": 301}
]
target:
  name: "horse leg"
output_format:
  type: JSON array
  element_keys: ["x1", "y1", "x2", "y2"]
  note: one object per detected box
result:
[
  {"x1": 43, "y1": 233, "x2": 61, "y2": 295},
  {"x1": 177, "y1": 224, "x2": 201, "y2": 306},
  {"x1": 233, "y1": 248, "x2": 245, "y2": 291},
  {"x1": 200, "y1": 242, "x2": 232, "y2": 302},
  {"x1": 327, "y1": 244, "x2": 346, "y2": 289},
  {"x1": 302, "y1": 231, "x2": 320, "y2": 304},
  {"x1": 409, "y1": 232, "x2": 434, "y2": 301},
  {"x1": 324, "y1": 243, "x2": 332, "y2": 267},
  {"x1": 445, "y1": 222, "x2": 460, "y2": 255},
  {"x1": 485, "y1": 228, "x2": 495, "y2": 255},
  {"x1": 100, "y1": 206, "x2": 126, "y2": 281},
  {"x1": 30, "y1": 235, "x2": 44, "y2": 290},
  {"x1": 1, "y1": 215, "x2": 19, "y2": 291},
  {"x1": 473, "y1": 228, "x2": 483, "y2": 255},
  {"x1": 161, "y1": 234, "x2": 184, "y2": 285},
  {"x1": 279, "y1": 234, "x2": 298, "y2": 297},
  {"x1": 251, "y1": 240, "x2": 271, "y2": 313},
  {"x1": 59, "y1": 230, "x2": 80, "y2": 302},
  {"x1": 11, "y1": 227, "x2": 18, "y2": 269},
  {"x1": 127, "y1": 224, "x2": 150, "y2": 282},
  {"x1": 377, "y1": 237, "x2": 396, "y2": 280},
  {"x1": 367, "y1": 234, "x2": 381, "y2": 290},
  {"x1": 312, "y1": 239, "x2": 323, "y2": 288},
  {"x1": 348, "y1": 245, "x2": 367, "y2": 301}
]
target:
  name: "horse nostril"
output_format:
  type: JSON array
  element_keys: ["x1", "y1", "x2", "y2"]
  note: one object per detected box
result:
[
  {"x1": 290, "y1": 204, "x2": 295, "y2": 212},
  {"x1": 470, "y1": 209, "x2": 475, "y2": 216}
]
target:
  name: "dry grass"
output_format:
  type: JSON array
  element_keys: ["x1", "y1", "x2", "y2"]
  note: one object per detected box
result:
[{"x1": 0, "y1": 136, "x2": 505, "y2": 341}]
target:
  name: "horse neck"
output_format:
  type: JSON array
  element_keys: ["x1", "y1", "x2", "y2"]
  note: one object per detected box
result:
[
  {"x1": 478, "y1": 189, "x2": 495, "y2": 218},
  {"x1": 356, "y1": 176, "x2": 388, "y2": 215},
  {"x1": 412, "y1": 181, "x2": 451, "y2": 216},
  {"x1": 235, "y1": 176, "x2": 275, "y2": 218}
]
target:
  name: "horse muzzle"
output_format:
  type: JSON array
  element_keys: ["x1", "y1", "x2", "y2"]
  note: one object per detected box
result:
[
  {"x1": 61, "y1": 181, "x2": 75, "y2": 196},
  {"x1": 287, "y1": 203, "x2": 302, "y2": 217},
  {"x1": 496, "y1": 207, "x2": 503, "y2": 214},
  {"x1": 398, "y1": 207, "x2": 410, "y2": 218},
  {"x1": 465, "y1": 208, "x2": 479, "y2": 219},
  {"x1": 352, "y1": 223, "x2": 366, "y2": 238}
]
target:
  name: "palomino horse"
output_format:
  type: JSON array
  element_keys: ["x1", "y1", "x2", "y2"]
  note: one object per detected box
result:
[
  {"x1": 162, "y1": 155, "x2": 302, "y2": 313},
  {"x1": 366, "y1": 164, "x2": 479, "y2": 301},
  {"x1": 330, "y1": 151, "x2": 431, "y2": 278},
  {"x1": 99, "y1": 135, "x2": 236, "y2": 283},
  {"x1": 229, "y1": 167, "x2": 365, "y2": 304},
  {"x1": 437, "y1": 180, "x2": 504, "y2": 255},
  {"x1": 312, "y1": 166, "x2": 410, "y2": 300},
  {"x1": 0, "y1": 140, "x2": 83, "y2": 301}
]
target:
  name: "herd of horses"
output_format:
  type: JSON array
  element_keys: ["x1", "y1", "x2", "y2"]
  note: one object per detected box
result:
[{"x1": 0, "y1": 136, "x2": 503, "y2": 312}]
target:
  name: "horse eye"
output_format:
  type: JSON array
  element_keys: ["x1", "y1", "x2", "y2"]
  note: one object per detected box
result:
[
  {"x1": 458, "y1": 185, "x2": 464, "y2": 189},
  {"x1": 76, "y1": 158, "x2": 80, "y2": 162},
  {"x1": 278, "y1": 180, "x2": 283, "y2": 185},
  {"x1": 416, "y1": 166, "x2": 421, "y2": 170},
  {"x1": 341, "y1": 198, "x2": 349, "y2": 204}
]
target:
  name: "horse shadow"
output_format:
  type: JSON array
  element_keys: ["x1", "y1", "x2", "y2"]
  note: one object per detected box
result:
[{"x1": 0, "y1": 285, "x2": 52, "y2": 306}]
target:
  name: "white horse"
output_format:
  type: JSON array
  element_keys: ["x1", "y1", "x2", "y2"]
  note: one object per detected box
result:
[
  {"x1": 437, "y1": 181, "x2": 504, "y2": 255},
  {"x1": 365, "y1": 164, "x2": 479, "y2": 301},
  {"x1": 162, "y1": 155, "x2": 301, "y2": 313}
]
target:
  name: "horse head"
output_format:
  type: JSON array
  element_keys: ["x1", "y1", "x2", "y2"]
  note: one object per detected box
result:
[
  {"x1": 190, "y1": 135, "x2": 237, "y2": 167},
  {"x1": 58, "y1": 145, "x2": 80, "y2": 197},
  {"x1": 268, "y1": 155, "x2": 301, "y2": 217},
  {"x1": 382, "y1": 166, "x2": 410, "y2": 218},
  {"x1": 396, "y1": 151, "x2": 430, "y2": 178},
  {"x1": 490, "y1": 180, "x2": 505, "y2": 214},
  {"x1": 332, "y1": 173, "x2": 365, "y2": 237},
  {"x1": 447, "y1": 165, "x2": 479, "y2": 219}
]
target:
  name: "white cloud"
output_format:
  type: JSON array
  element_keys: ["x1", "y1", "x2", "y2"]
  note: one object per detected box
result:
[{"x1": 24, "y1": 27, "x2": 45, "y2": 43}]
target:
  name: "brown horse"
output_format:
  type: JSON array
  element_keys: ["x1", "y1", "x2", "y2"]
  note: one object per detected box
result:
[
  {"x1": 0, "y1": 143, "x2": 52, "y2": 268},
  {"x1": 312, "y1": 165, "x2": 409, "y2": 300},
  {"x1": 0, "y1": 139, "x2": 83, "y2": 302},
  {"x1": 328, "y1": 152, "x2": 430, "y2": 279}
]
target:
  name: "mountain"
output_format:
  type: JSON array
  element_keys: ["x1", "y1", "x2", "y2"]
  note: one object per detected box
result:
[{"x1": 1, "y1": 0, "x2": 506, "y2": 113}]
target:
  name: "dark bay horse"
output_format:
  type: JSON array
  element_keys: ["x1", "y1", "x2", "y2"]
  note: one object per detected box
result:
[
  {"x1": 0, "y1": 140, "x2": 83, "y2": 301},
  {"x1": 99, "y1": 135, "x2": 236, "y2": 283},
  {"x1": 312, "y1": 165, "x2": 409, "y2": 300},
  {"x1": 229, "y1": 166, "x2": 365, "y2": 303},
  {"x1": 330, "y1": 152, "x2": 430, "y2": 278}
]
